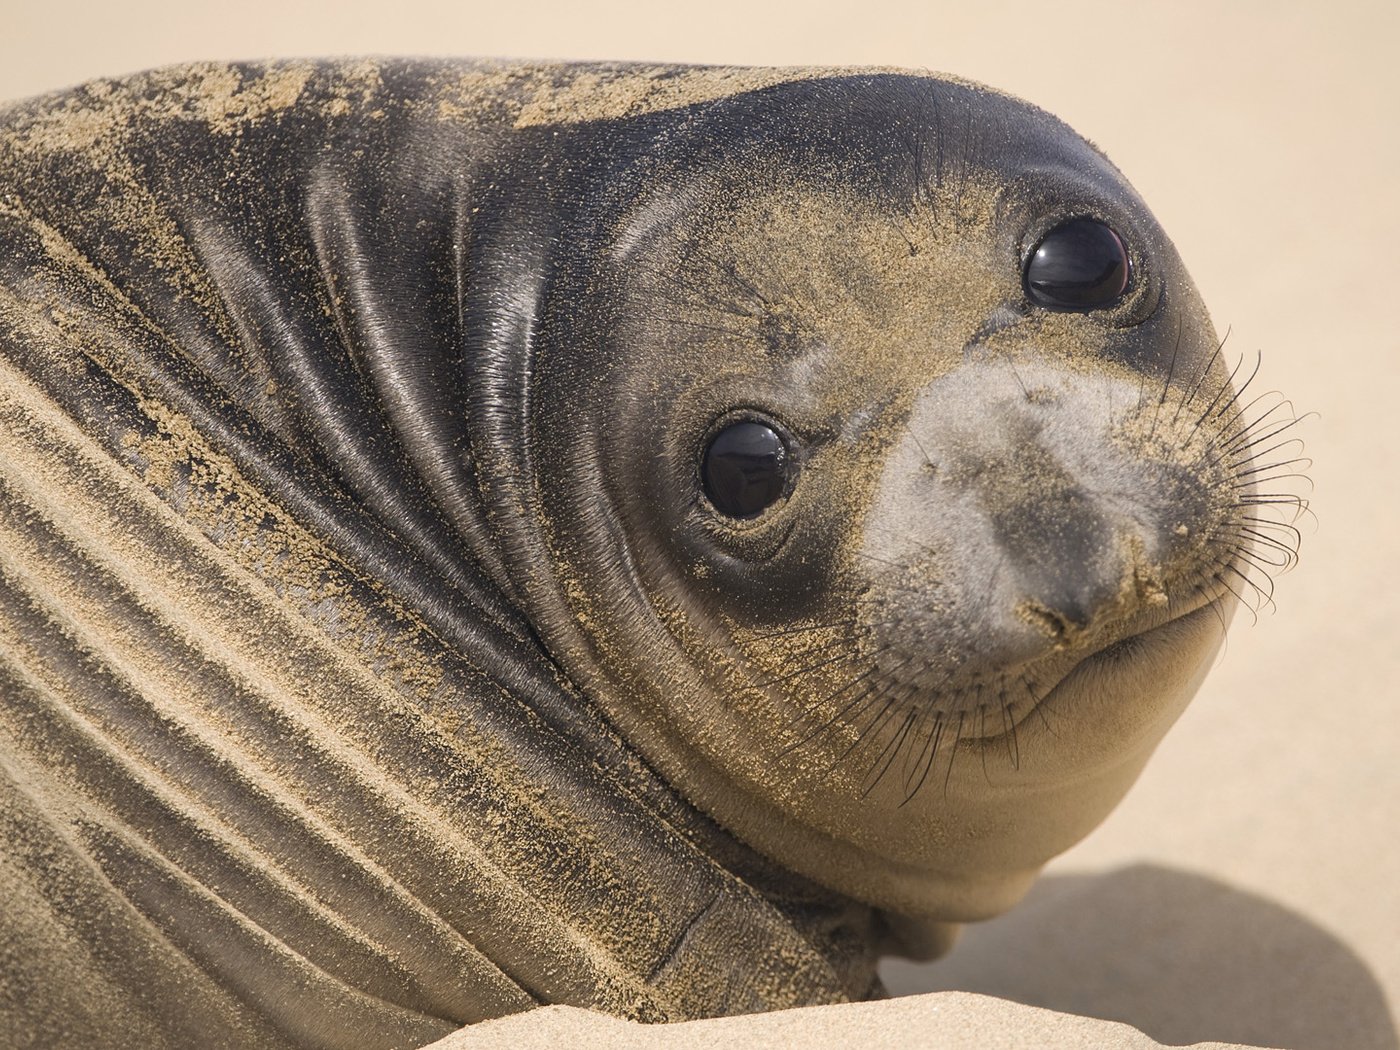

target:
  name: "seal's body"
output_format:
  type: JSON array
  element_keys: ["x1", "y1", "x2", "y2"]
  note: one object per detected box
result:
[{"x1": 0, "y1": 61, "x2": 1284, "y2": 1048}]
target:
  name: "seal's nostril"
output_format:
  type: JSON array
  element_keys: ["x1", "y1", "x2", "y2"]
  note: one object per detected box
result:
[
  {"x1": 1019, "y1": 601, "x2": 1078, "y2": 645},
  {"x1": 1012, "y1": 563, "x2": 1121, "y2": 653}
]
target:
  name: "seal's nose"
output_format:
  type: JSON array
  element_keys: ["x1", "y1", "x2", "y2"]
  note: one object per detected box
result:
[{"x1": 975, "y1": 440, "x2": 1127, "y2": 639}]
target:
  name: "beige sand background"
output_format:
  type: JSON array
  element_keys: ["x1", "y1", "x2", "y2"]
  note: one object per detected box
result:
[{"x1": 4, "y1": 1, "x2": 1396, "y2": 1047}]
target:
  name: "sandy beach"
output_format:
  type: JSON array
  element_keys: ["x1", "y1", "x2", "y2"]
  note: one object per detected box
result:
[{"x1": 3, "y1": 2, "x2": 1395, "y2": 1047}]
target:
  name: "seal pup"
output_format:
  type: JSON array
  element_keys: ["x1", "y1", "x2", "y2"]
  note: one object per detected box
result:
[{"x1": 0, "y1": 60, "x2": 1302, "y2": 1048}]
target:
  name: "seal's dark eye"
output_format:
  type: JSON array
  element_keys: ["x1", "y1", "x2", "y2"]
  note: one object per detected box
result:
[
  {"x1": 1024, "y1": 218, "x2": 1130, "y2": 311},
  {"x1": 702, "y1": 421, "x2": 791, "y2": 518}
]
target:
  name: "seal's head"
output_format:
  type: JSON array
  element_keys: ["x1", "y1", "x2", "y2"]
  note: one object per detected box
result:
[{"x1": 506, "y1": 74, "x2": 1289, "y2": 935}]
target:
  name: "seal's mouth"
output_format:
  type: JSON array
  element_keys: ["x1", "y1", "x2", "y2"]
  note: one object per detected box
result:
[
  {"x1": 864, "y1": 580, "x2": 1232, "y2": 749},
  {"x1": 988, "y1": 595, "x2": 1229, "y2": 742}
]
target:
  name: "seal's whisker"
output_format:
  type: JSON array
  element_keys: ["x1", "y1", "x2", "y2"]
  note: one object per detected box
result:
[
  {"x1": 885, "y1": 701, "x2": 928, "y2": 789},
  {"x1": 718, "y1": 260, "x2": 774, "y2": 312},
  {"x1": 1238, "y1": 492, "x2": 1312, "y2": 515},
  {"x1": 941, "y1": 713, "x2": 967, "y2": 799},
  {"x1": 794, "y1": 653, "x2": 926, "y2": 763},
  {"x1": 858, "y1": 581, "x2": 934, "y2": 600},
  {"x1": 753, "y1": 646, "x2": 862, "y2": 689},
  {"x1": 802, "y1": 701, "x2": 877, "y2": 776},
  {"x1": 1213, "y1": 571, "x2": 1261, "y2": 625},
  {"x1": 1225, "y1": 350, "x2": 1265, "y2": 400},
  {"x1": 1216, "y1": 536, "x2": 1273, "y2": 580},
  {"x1": 881, "y1": 209, "x2": 922, "y2": 258},
  {"x1": 1234, "y1": 455, "x2": 1314, "y2": 481},
  {"x1": 1237, "y1": 406, "x2": 1310, "y2": 450},
  {"x1": 1172, "y1": 327, "x2": 1230, "y2": 426},
  {"x1": 782, "y1": 656, "x2": 910, "y2": 755},
  {"x1": 823, "y1": 692, "x2": 898, "y2": 773},
  {"x1": 765, "y1": 638, "x2": 855, "y2": 674},
  {"x1": 978, "y1": 706, "x2": 994, "y2": 782},
  {"x1": 1221, "y1": 522, "x2": 1300, "y2": 559},
  {"x1": 997, "y1": 346, "x2": 1033, "y2": 401},
  {"x1": 786, "y1": 686, "x2": 883, "y2": 762},
  {"x1": 1220, "y1": 406, "x2": 1309, "y2": 456},
  {"x1": 780, "y1": 664, "x2": 884, "y2": 735},
  {"x1": 859, "y1": 709, "x2": 918, "y2": 798},
  {"x1": 899, "y1": 714, "x2": 944, "y2": 807},
  {"x1": 1232, "y1": 470, "x2": 1313, "y2": 491},
  {"x1": 1216, "y1": 407, "x2": 1305, "y2": 462},
  {"x1": 849, "y1": 577, "x2": 941, "y2": 602},
  {"x1": 899, "y1": 705, "x2": 933, "y2": 785},
  {"x1": 1205, "y1": 355, "x2": 1267, "y2": 430},
  {"x1": 1238, "y1": 499, "x2": 1315, "y2": 536},
  {"x1": 1027, "y1": 678, "x2": 1059, "y2": 738},
  {"x1": 754, "y1": 620, "x2": 891, "y2": 677},
  {"x1": 1185, "y1": 352, "x2": 1254, "y2": 444},
  {"x1": 1001, "y1": 688, "x2": 1021, "y2": 770},
  {"x1": 908, "y1": 431, "x2": 938, "y2": 472},
  {"x1": 1240, "y1": 551, "x2": 1294, "y2": 577},
  {"x1": 1224, "y1": 562, "x2": 1277, "y2": 616},
  {"x1": 1219, "y1": 387, "x2": 1300, "y2": 433},
  {"x1": 1146, "y1": 319, "x2": 1184, "y2": 442},
  {"x1": 1235, "y1": 513, "x2": 1307, "y2": 540},
  {"x1": 1199, "y1": 580, "x2": 1236, "y2": 640},
  {"x1": 755, "y1": 627, "x2": 868, "y2": 669},
  {"x1": 903, "y1": 132, "x2": 932, "y2": 209},
  {"x1": 1192, "y1": 351, "x2": 1249, "y2": 420},
  {"x1": 1215, "y1": 528, "x2": 1299, "y2": 570},
  {"x1": 1222, "y1": 409, "x2": 1307, "y2": 452},
  {"x1": 1236, "y1": 514, "x2": 1305, "y2": 548},
  {"x1": 1225, "y1": 437, "x2": 1308, "y2": 475},
  {"x1": 658, "y1": 266, "x2": 764, "y2": 321},
  {"x1": 1233, "y1": 546, "x2": 1286, "y2": 589}
]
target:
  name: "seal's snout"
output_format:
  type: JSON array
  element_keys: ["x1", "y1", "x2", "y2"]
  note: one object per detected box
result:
[{"x1": 857, "y1": 360, "x2": 1216, "y2": 711}]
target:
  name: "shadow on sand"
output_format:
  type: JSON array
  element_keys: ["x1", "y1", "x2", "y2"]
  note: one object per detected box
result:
[{"x1": 880, "y1": 864, "x2": 1397, "y2": 1050}]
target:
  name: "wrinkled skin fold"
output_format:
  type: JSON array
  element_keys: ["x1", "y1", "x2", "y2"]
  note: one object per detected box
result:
[{"x1": 0, "y1": 61, "x2": 1263, "y2": 1049}]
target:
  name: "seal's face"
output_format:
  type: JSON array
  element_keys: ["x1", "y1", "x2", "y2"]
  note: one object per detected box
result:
[{"x1": 527, "y1": 79, "x2": 1252, "y2": 924}]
